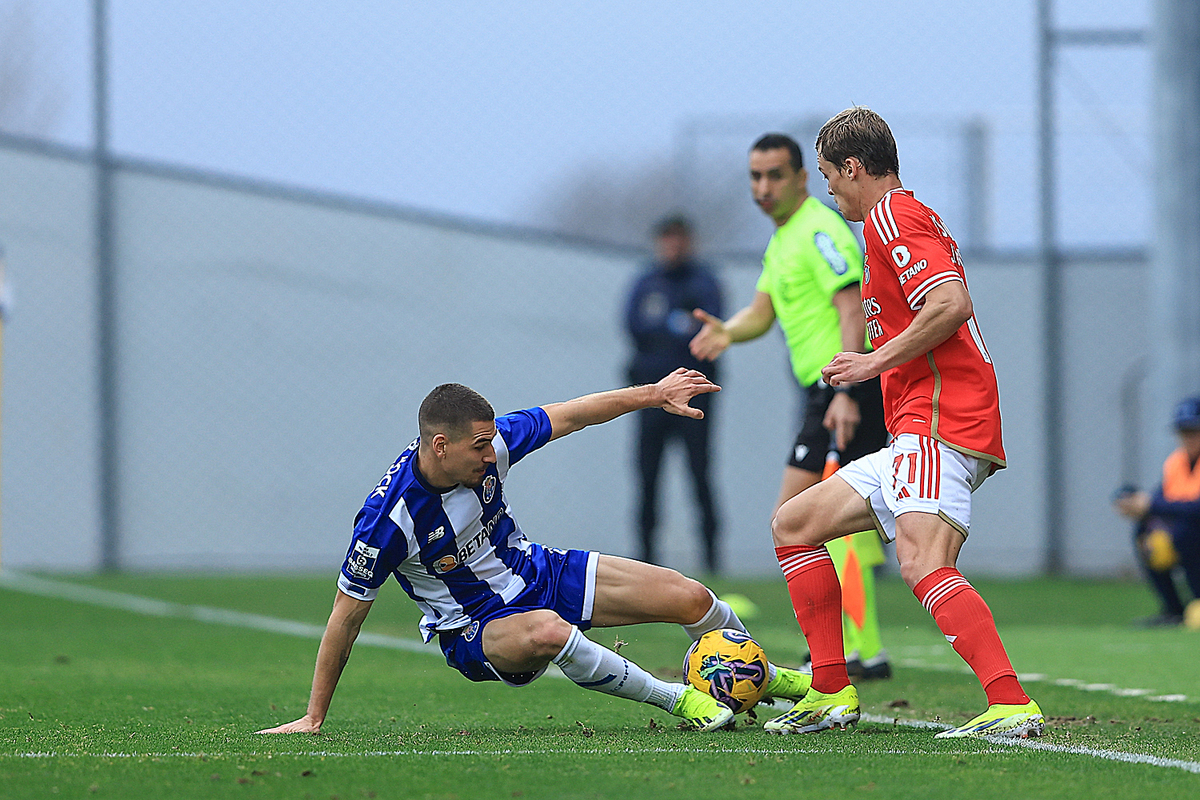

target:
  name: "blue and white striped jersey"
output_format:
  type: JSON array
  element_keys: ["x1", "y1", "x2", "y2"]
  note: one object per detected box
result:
[{"x1": 337, "y1": 407, "x2": 554, "y2": 642}]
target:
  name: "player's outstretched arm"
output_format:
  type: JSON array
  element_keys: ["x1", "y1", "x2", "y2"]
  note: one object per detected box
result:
[
  {"x1": 255, "y1": 590, "x2": 373, "y2": 734},
  {"x1": 822, "y1": 281, "x2": 972, "y2": 387},
  {"x1": 689, "y1": 291, "x2": 775, "y2": 361},
  {"x1": 544, "y1": 368, "x2": 720, "y2": 441}
]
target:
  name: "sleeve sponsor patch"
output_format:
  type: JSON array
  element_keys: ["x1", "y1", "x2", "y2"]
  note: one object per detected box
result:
[
  {"x1": 345, "y1": 540, "x2": 381, "y2": 580},
  {"x1": 814, "y1": 231, "x2": 849, "y2": 276}
]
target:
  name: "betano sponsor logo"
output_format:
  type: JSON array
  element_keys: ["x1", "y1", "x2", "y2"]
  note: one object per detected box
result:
[
  {"x1": 898, "y1": 258, "x2": 928, "y2": 284},
  {"x1": 430, "y1": 508, "x2": 508, "y2": 574}
]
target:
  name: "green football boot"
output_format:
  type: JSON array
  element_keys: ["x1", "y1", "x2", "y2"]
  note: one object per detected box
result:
[
  {"x1": 934, "y1": 700, "x2": 1045, "y2": 739},
  {"x1": 763, "y1": 685, "x2": 860, "y2": 734},
  {"x1": 671, "y1": 686, "x2": 735, "y2": 732}
]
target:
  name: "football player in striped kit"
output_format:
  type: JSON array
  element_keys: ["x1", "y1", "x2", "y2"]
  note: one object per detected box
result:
[
  {"x1": 763, "y1": 107, "x2": 1043, "y2": 739},
  {"x1": 258, "y1": 368, "x2": 812, "y2": 735}
]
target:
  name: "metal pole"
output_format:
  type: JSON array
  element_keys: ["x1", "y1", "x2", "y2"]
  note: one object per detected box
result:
[
  {"x1": 93, "y1": 0, "x2": 120, "y2": 571},
  {"x1": 1037, "y1": 0, "x2": 1065, "y2": 574},
  {"x1": 0, "y1": 246, "x2": 6, "y2": 571},
  {"x1": 963, "y1": 118, "x2": 989, "y2": 253},
  {"x1": 1150, "y1": 0, "x2": 1200, "y2": 469}
]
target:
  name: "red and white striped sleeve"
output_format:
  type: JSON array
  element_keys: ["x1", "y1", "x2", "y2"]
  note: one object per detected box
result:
[{"x1": 871, "y1": 191, "x2": 964, "y2": 311}]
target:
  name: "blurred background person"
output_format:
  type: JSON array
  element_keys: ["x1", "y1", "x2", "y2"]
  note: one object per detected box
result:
[
  {"x1": 690, "y1": 134, "x2": 891, "y2": 679},
  {"x1": 623, "y1": 215, "x2": 724, "y2": 574},
  {"x1": 1114, "y1": 395, "x2": 1200, "y2": 629}
]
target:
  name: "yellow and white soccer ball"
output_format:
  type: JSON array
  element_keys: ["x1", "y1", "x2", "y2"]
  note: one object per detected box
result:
[{"x1": 683, "y1": 628, "x2": 769, "y2": 714}]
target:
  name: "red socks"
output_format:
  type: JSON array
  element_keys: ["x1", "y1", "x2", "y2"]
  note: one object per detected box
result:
[
  {"x1": 776, "y1": 550, "x2": 1027, "y2": 706},
  {"x1": 913, "y1": 567, "x2": 1029, "y2": 706},
  {"x1": 776, "y1": 545, "x2": 849, "y2": 693}
]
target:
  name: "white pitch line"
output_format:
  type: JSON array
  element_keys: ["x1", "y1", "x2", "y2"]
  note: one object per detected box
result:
[
  {"x1": 4, "y1": 571, "x2": 1200, "y2": 774},
  {"x1": 0, "y1": 570, "x2": 429, "y2": 654},
  {"x1": 858, "y1": 714, "x2": 1200, "y2": 774},
  {"x1": 6, "y1": 736, "x2": 1200, "y2": 774},
  {"x1": 898, "y1": 656, "x2": 1189, "y2": 703},
  {"x1": 0, "y1": 747, "x2": 993, "y2": 759}
]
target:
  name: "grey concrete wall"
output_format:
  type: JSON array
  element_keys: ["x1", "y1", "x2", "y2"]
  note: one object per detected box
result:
[
  {"x1": 0, "y1": 146, "x2": 102, "y2": 570},
  {"x1": 0, "y1": 141, "x2": 1152, "y2": 577}
]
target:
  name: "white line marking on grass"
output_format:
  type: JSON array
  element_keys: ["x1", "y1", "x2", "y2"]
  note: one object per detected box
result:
[
  {"x1": 5, "y1": 571, "x2": 1200, "y2": 774},
  {"x1": 859, "y1": 714, "x2": 1200, "y2": 774},
  {"x1": 899, "y1": 655, "x2": 1190, "y2": 703},
  {"x1": 986, "y1": 736, "x2": 1200, "y2": 773},
  {"x1": 0, "y1": 571, "x2": 429, "y2": 654},
  {"x1": 2, "y1": 747, "x2": 988, "y2": 759},
  {"x1": 7, "y1": 738, "x2": 1200, "y2": 774}
]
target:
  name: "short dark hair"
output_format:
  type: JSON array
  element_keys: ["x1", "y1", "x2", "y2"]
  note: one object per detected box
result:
[
  {"x1": 654, "y1": 214, "x2": 692, "y2": 239},
  {"x1": 751, "y1": 133, "x2": 803, "y2": 171},
  {"x1": 419, "y1": 383, "x2": 495, "y2": 441},
  {"x1": 815, "y1": 107, "x2": 900, "y2": 178}
]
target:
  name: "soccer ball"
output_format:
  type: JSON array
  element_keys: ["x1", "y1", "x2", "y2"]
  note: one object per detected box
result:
[{"x1": 683, "y1": 629, "x2": 769, "y2": 714}]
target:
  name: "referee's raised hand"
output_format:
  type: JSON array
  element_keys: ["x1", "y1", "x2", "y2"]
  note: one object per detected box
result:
[{"x1": 689, "y1": 309, "x2": 730, "y2": 361}]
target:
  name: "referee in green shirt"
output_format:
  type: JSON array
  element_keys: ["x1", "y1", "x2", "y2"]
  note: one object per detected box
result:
[{"x1": 690, "y1": 133, "x2": 891, "y2": 680}]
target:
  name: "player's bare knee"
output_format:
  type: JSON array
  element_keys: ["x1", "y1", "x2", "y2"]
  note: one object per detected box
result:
[
  {"x1": 522, "y1": 609, "x2": 573, "y2": 658},
  {"x1": 654, "y1": 569, "x2": 711, "y2": 623},
  {"x1": 771, "y1": 506, "x2": 816, "y2": 547},
  {"x1": 678, "y1": 576, "x2": 715, "y2": 623}
]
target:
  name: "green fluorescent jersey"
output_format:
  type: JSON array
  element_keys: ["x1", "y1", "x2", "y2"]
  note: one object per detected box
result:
[{"x1": 756, "y1": 196, "x2": 864, "y2": 387}]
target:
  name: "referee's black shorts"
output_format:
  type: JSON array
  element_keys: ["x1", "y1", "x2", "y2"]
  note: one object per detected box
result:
[{"x1": 787, "y1": 376, "x2": 888, "y2": 474}]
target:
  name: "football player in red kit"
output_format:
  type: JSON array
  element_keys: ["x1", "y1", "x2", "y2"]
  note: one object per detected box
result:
[{"x1": 763, "y1": 106, "x2": 1043, "y2": 740}]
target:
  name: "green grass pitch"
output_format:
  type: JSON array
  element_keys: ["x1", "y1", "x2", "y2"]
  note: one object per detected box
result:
[{"x1": 2, "y1": 571, "x2": 1199, "y2": 799}]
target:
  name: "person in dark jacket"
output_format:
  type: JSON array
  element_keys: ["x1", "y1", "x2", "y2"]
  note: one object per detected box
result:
[
  {"x1": 1115, "y1": 395, "x2": 1200, "y2": 628},
  {"x1": 623, "y1": 216, "x2": 724, "y2": 573}
]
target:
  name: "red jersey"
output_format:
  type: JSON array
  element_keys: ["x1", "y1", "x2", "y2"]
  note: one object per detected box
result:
[{"x1": 862, "y1": 189, "x2": 1005, "y2": 468}]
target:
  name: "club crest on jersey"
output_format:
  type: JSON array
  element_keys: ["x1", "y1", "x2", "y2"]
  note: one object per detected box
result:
[
  {"x1": 482, "y1": 475, "x2": 497, "y2": 503},
  {"x1": 346, "y1": 541, "x2": 380, "y2": 580},
  {"x1": 814, "y1": 231, "x2": 849, "y2": 275},
  {"x1": 427, "y1": 525, "x2": 447, "y2": 545},
  {"x1": 433, "y1": 554, "x2": 459, "y2": 574},
  {"x1": 464, "y1": 620, "x2": 480, "y2": 642}
]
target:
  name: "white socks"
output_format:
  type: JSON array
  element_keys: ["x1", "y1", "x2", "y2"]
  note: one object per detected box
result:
[
  {"x1": 552, "y1": 626, "x2": 682, "y2": 712},
  {"x1": 680, "y1": 589, "x2": 777, "y2": 684},
  {"x1": 681, "y1": 589, "x2": 747, "y2": 640}
]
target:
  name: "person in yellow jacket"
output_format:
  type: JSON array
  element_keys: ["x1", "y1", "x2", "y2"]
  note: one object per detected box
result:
[{"x1": 1115, "y1": 395, "x2": 1200, "y2": 629}]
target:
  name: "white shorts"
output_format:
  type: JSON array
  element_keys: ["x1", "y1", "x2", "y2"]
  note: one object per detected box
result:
[{"x1": 836, "y1": 433, "x2": 993, "y2": 544}]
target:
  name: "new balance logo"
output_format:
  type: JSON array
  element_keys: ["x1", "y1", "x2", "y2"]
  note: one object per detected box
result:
[{"x1": 427, "y1": 525, "x2": 447, "y2": 545}]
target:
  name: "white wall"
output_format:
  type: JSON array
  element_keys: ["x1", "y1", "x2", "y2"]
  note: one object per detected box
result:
[
  {"x1": 0, "y1": 141, "x2": 1152, "y2": 577},
  {"x1": 0, "y1": 146, "x2": 102, "y2": 570}
]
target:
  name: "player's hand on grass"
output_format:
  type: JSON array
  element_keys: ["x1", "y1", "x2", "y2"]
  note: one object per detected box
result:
[
  {"x1": 689, "y1": 309, "x2": 731, "y2": 361},
  {"x1": 255, "y1": 715, "x2": 322, "y2": 735},
  {"x1": 656, "y1": 368, "x2": 719, "y2": 419}
]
